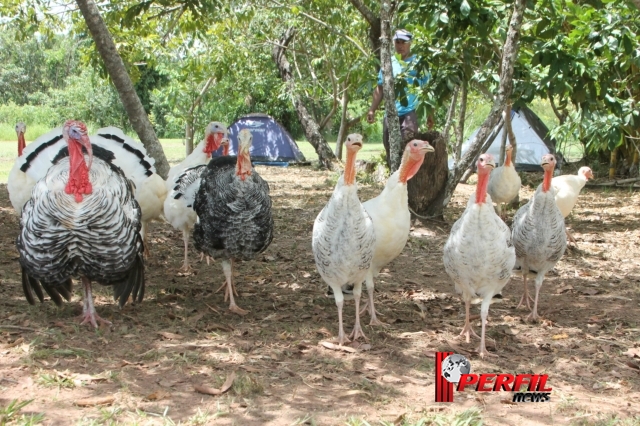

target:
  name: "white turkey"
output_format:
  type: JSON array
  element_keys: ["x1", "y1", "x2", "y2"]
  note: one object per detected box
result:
[
  {"x1": 443, "y1": 154, "x2": 516, "y2": 357},
  {"x1": 487, "y1": 144, "x2": 521, "y2": 217},
  {"x1": 552, "y1": 166, "x2": 593, "y2": 245},
  {"x1": 359, "y1": 139, "x2": 434, "y2": 325},
  {"x1": 193, "y1": 129, "x2": 273, "y2": 315},
  {"x1": 166, "y1": 121, "x2": 228, "y2": 186},
  {"x1": 90, "y1": 127, "x2": 168, "y2": 254},
  {"x1": 164, "y1": 122, "x2": 228, "y2": 270},
  {"x1": 511, "y1": 154, "x2": 567, "y2": 321},
  {"x1": 16, "y1": 122, "x2": 26, "y2": 156},
  {"x1": 312, "y1": 134, "x2": 375, "y2": 345},
  {"x1": 17, "y1": 120, "x2": 144, "y2": 328}
]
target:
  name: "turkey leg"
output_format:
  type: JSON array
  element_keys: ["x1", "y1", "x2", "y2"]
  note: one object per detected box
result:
[
  {"x1": 516, "y1": 270, "x2": 534, "y2": 309},
  {"x1": 79, "y1": 277, "x2": 112, "y2": 328},
  {"x1": 460, "y1": 299, "x2": 480, "y2": 342},
  {"x1": 222, "y1": 259, "x2": 247, "y2": 315}
]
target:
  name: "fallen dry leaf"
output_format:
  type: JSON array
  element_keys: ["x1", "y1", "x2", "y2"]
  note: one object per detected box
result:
[
  {"x1": 145, "y1": 390, "x2": 170, "y2": 401},
  {"x1": 157, "y1": 331, "x2": 184, "y2": 340},
  {"x1": 74, "y1": 396, "x2": 115, "y2": 407},
  {"x1": 532, "y1": 365, "x2": 546, "y2": 375},
  {"x1": 552, "y1": 333, "x2": 569, "y2": 340},
  {"x1": 623, "y1": 347, "x2": 640, "y2": 358},
  {"x1": 320, "y1": 341, "x2": 357, "y2": 353},
  {"x1": 194, "y1": 371, "x2": 236, "y2": 396}
]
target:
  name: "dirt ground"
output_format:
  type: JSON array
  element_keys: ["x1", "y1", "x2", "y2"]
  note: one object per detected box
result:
[{"x1": 0, "y1": 165, "x2": 639, "y2": 426}]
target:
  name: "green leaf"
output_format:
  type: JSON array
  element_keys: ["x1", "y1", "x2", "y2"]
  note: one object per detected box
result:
[
  {"x1": 439, "y1": 12, "x2": 449, "y2": 24},
  {"x1": 460, "y1": 0, "x2": 471, "y2": 17}
]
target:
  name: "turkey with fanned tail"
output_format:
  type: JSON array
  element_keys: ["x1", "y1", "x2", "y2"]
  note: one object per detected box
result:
[
  {"x1": 511, "y1": 154, "x2": 566, "y2": 321},
  {"x1": 312, "y1": 134, "x2": 375, "y2": 345},
  {"x1": 16, "y1": 120, "x2": 145, "y2": 328},
  {"x1": 193, "y1": 129, "x2": 273, "y2": 315}
]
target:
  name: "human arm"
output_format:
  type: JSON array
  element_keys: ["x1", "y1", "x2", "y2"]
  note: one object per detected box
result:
[{"x1": 367, "y1": 85, "x2": 383, "y2": 124}]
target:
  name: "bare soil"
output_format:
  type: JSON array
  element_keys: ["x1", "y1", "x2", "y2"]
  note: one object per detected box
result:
[{"x1": 0, "y1": 166, "x2": 639, "y2": 425}]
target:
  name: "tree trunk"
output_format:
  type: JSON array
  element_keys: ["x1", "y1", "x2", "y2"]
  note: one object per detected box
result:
[
  {"x1": 433, "y1": 0, "x2": 526, "y2": 210},
  {"x1": 380, "y1": 0, "x2": 403, "y2": 171},
  {"x1": 272, "y1": 28, "x2": 338, "y2": 170},
  {"x1": 75, "y1": 0, "x2": 170, "y2": 179},
  {"x1": 185, "y1": 76, "x2": 215, "y2": 155},
  {"x1": 407, "y1": 130, "x2": 449, "y2": 219},
  {"x1": 442, "y1": 86, "x2": 458, "y2": 154},
  {"x1": 348, "y1": 0, "x2": 381, "y2": 56},
  {"x1": 454, "y1": 81, "x2": 468, "y2": 164}
]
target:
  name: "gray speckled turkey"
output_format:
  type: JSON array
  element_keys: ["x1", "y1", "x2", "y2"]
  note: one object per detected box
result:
[
  {"x1": 312, "y1": 134, "x2": 375, "y2": 345},
  {"x1": 511, "y1": 154, "x2": 566, "y2": 321},
  {"x1": 443, "y1": 154, "x2": 515, "y2": 357},
  {"x1": 16, "y1": 120, "x2": 144, "y2": 328},
  {"x1": 193, "y1": 129, "x2": 273, "y2": 315}
]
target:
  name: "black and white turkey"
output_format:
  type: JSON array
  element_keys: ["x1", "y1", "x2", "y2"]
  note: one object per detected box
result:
[
  {"x1": 164, "y1": 122, "x2": 229, "y2": 270},
  {"x1": 193, "y1": 129, "x2": 273, "y2": 315},
  {"x1": 17, "y1": 120, "x2": 145, "y2": 328}
]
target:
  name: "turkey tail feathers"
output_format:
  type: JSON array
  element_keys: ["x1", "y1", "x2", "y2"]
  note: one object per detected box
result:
[
  {"x1": 21, "y1": 267, "x2": 72, "y2": 307},
  {"x1": 112, "y1": 253, "x2": 145, "y2": 308}
]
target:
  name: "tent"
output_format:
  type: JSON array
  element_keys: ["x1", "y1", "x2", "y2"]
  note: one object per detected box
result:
[
  {"x1": 212, "y1": 113, "x2": 306, "y2": 165},
  {"x1": 449, "y1": 105, "x2": 560, "y2": 171}
]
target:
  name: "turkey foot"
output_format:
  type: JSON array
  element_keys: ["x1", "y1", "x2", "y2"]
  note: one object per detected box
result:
[
  {"x1": 526, "y1": 311, "x2": 541, "y2": 322},
  {"x1": 199, "y1": 252, "x2": 213, "y2": 265},
  {"x1": 180, "y1": 261, "x2": 192, "y2": 272},
  {"x1": 79, "y1": 311, "x2": 112, "y2": 329},
  {"x1": 216, "y1": 280, "x2": 238, "y2": 301},
  {"x1": 516, "y1": 292, "x2": 535, "y2": 310},
  {"x1": 360, "y1": 300, "x2": 386, "y2": 326},
  {"x1": 228, "y1": 303, "x2": 248, "y2": 316},
  {"x1": 349, "y1": 324, "x2": 367, "y2": 341},
  {"x1": 476, "y1": 344, "x2": 498, "y2": 359},
  {"x1": 566, "y1": 229, "x2": 578, "y2": 248},
  {"x1": 459, "y1": 321, "x2": 480, "y2": 343}
]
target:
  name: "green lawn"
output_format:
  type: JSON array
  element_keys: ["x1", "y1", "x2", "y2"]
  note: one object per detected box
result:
[{"x1": 0, "y1": 139, "x2": 387, "y2": 183}]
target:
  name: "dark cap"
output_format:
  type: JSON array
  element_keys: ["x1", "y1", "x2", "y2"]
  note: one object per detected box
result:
[{"x1": 393, "y1": 29, "x2": 413, "y2": 42}]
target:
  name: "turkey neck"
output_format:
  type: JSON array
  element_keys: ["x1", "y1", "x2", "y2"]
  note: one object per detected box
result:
[
  {"x1": 542, "y1": 167, "x2": 553, "y2": 192},
  {"x1": 223, "y1": 144, "x2": 229, "y2": 156},
  {"x1": 475, "y1": 169, "x2": 490, "y2": 204},
  {"x1": 344, "y1": 149, "x2": 357, "y2": 185},
  {"x1": 398, "y1": 151, "x2": 424, "y2": 184},
  {"x1": 17, "y1": 132, "x2": 26, "y2": 156},
  {"x1": 65, "y1": 139, "x2": 92, "y2": 202},
  {"x1": 505, "y1": 150, "x2": 512, "y2": 167},
  {"x1": 236, "y1": 150, "x2": 252, "y2": 181}
]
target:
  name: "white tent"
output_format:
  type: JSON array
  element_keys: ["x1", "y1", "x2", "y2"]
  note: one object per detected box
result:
[{"x1": 449, "y1": 105, "x2": 560, "y2": 171}]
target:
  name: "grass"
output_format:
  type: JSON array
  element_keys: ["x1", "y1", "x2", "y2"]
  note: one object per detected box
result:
[{"x1": 0, "y1": 399, "x2": 45, "y2": 425}]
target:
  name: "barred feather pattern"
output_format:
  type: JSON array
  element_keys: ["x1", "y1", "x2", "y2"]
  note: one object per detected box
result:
[
  {"x1": 312, "y1": 175, "x2": 375, "y2": 288},
  {"x1": 172, "y1": 164, "x2": 207, "y2": 208},
  {"x1": 16, "y1": 150, "x2": 144, "y2": 305},
  {"x1": 511, "y1": 185, "x2": 567, "y2": 274},
  {"x1": 443, "y1": 193, "x2": 516, "y2": 301},
  {"x1": 193, "y1": 156, "x2": 273, "y2": 260}
]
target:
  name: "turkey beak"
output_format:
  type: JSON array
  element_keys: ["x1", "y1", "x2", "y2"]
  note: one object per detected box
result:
[{"x1": 422, "y1": 143, "x2": 435, "y2": 154}]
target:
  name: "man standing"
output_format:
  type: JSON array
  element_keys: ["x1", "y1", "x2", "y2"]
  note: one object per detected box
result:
[{"x1": 367, "y1": 29, "x2": 431, "y2": 167}]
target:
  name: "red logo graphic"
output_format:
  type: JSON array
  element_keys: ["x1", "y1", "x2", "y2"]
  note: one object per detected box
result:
[{"x1": 435, "y1": 352, "x2": 552, "y2": 403}]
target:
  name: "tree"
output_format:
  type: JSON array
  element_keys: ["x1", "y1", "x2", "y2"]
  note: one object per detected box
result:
[
  {"x1": 75, "y1": 0, "x2": 170, "y2": 178},
  {"x1": 272, "y1": 27, "x2": 338, "y2": 170}
]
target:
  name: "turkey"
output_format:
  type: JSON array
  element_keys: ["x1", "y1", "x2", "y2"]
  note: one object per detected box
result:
[
  {"x1": 552, "y1": 166, "x2": 593, "y2": 245},
  {"x1": 166, "y1": 121, "x2": 228, "y2": 186},
  {"x1": 165, "y1": 138, "x2": 230, "y2": 270},
  {"x1": 8, "y1": 127, "x2": 67, "y2": 214},
  {"x1": 17, "y1": 120, "x2": 145, "y2": 328},
  {"x1": 359, "y1": 139, "x2": 434, "y2": 325},
  {"x1": 312, "y1": 134, "x2": 375, "y2": 345},
  {"x1": 511, "y1": 154, "x2": 567, "y2": 321},
  {"x1": 193, "y1": 129, "x2": 273, "y2": 315},
  {"x1": 90, "y1": 127, "x2": 168, "y2": 254},
  {"x1": 443, "y1": 154, "x2": 516, "y2": 357},
  {"x1": 16, "y1": 122, "x2": 26, "y2": 156},
  {"x1": 487, "y1": 144, "x2": 521, "y2": 217}
]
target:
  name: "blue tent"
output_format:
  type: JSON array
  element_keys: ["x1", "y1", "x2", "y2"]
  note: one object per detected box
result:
[{"x1": 212, "y1": 113, "x2": 306, "y2": 164}]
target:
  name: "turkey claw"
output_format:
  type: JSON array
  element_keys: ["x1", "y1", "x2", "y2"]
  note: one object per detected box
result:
[{"x1": 228, "y1": 304, "x2": 248, "y2": 316}]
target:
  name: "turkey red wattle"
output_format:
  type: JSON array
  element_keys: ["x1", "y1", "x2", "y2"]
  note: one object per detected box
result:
[
  {"x1": 236, "y1": 152, "x2": 252, "y2": 181},
  {"x1": 475, "y1": 156, "x2": 494, "y2": 205},
  {"x1": 222, "y1": 143, "x2": 229, "y2": 156},
  {"x1": 541, "y1": 156, "x2": 555, "y2": 193},
  {"x1": 65, "y1": 137, "x2": 93, "y2": 202},
  {"x1": 203, "y1": 132, "x2": 224, "y2": 157},
  {"x1": 18, "y1": 131, "x2": 26, "y2": 156},
  {"x1": 504, "y1": 148, "x2": 513, "y2": 167}
]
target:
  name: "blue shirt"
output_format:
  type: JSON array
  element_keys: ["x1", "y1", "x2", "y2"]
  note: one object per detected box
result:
[{"x1": 377, "y1": 55, "x2": 429, "y2": 117}]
